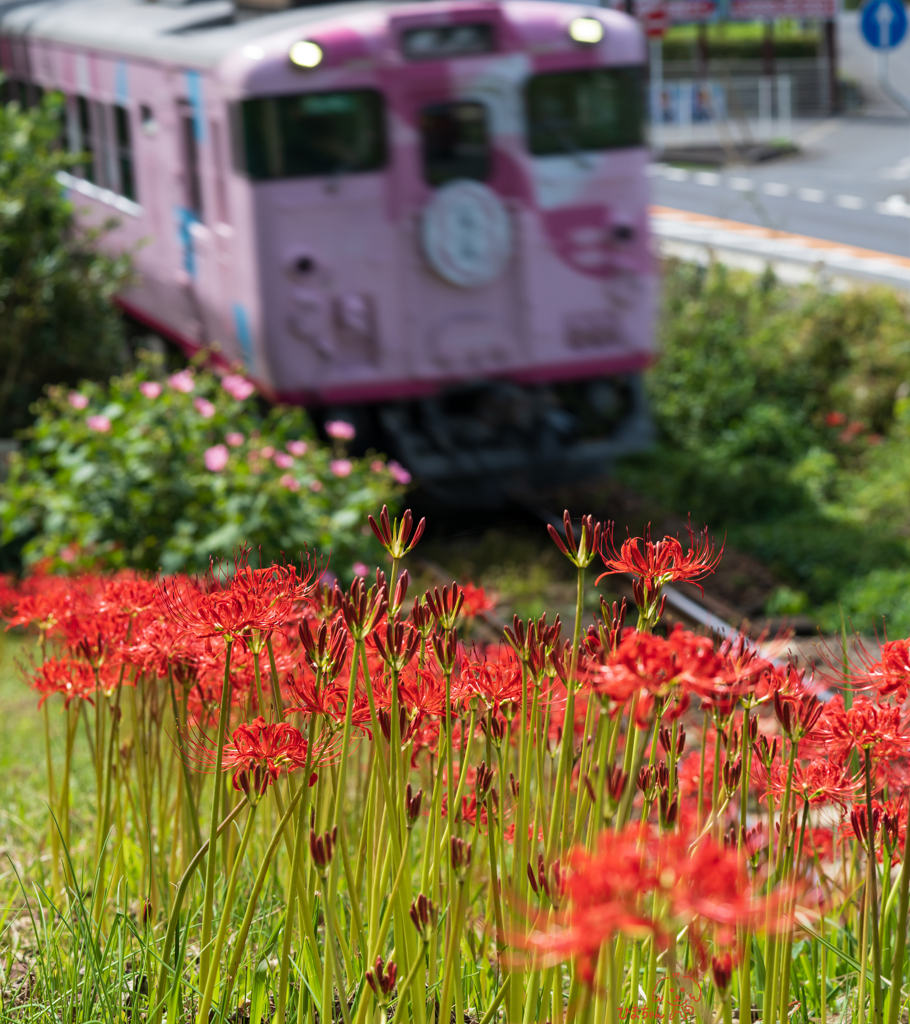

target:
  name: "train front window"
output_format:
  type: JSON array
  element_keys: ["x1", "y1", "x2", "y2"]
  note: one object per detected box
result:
[
  {"x1": 526, "y1": 67, "x2": 644, "y2": 156},
  {"x1": 421, "y1": 101, "x2": 490, "y2": 187},
  {"x1": 241, "y1": 90, "x2": 385, "y2": 179}
]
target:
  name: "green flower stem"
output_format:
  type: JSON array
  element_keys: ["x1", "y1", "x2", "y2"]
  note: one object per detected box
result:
[
  {"x1": 389, "y1": 941, "x2": 428, "y2": 1024},
  {"x1": 199, "y1": 637, "x2": 234, "y2": 992},
  {"x1": 864, "y1": 747, "x2": 884, "y2": 1024},
  {"x1": 221, "y1": 786, "x2": 306, "y2": 1024},
  {"x1": 195, "y1": 798, "x2": 260, "y2": 1024},
  {"x1": 149, "y1": 798, "x2": 246, "y2": 1024},
  {"x1": 266, "y1": 636, "x2": 285, "y2": 719},
  {"x1": 887, "y1": 795, "x2": 910, "y2": 1024}
]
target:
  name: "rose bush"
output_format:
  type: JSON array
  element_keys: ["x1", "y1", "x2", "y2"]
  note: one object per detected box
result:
[{"x1": 0, "y1": 353, "x2": 408, "y2": 575}]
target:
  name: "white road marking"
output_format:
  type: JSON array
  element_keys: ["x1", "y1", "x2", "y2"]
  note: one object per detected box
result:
[
  {"x1": 798, "y1": 188, "x2": 825, "y2": 202},
  {"x1": 876, "y1": 194, "x2": 910, "y2": 218},
  {"x1": 762, "y1": 182, "x2": 790, "y2": 197},
  {"x1": 729, "y1": 177, "x2": 754, "y2": 191},
  {"x1": 836, "y1": 195, "x2": 865, "y2": 210},
  {"x1": 663, "y1": 167, "x2": 689, "y2": 182},
  {"x1": 694, "y1": 171, "x2": 721, "y2": 186}
]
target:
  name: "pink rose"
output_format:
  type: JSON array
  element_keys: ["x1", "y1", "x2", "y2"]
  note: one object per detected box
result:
[
  {"x1": 168, "y1": 370, "x2": 195, "y2": 393},
  {"x1": 352, "y1": 562, "x2": 369, "y2": 577},
  {"x1": 279, "y1": 473, "x2": 300, "y2": 491},
  {"x1": 274, "y1": 453, "x2": 294, "y2": 469},
  {"x1": 139, "y1": 382, "x2": 162, "y2": 399},
  {"x1": 388, "y1": 460, "x2": 412, "y2": 485},
  {"x1": 222, "y1": 374, "x2": 255, "y2": 401},
  {"x1": 86, "y1": 415, "x2": 112, "y2": 433},
  {"x1": 204, "y1": 444, "x2": 229, "y2": 472},
  {"x1": 68, "y1": 391, "x2": 89, "y2": 410},
  {"x1": 330, "y1": 459, "x2": 352, "y2": 478},
  {"x1": 286, "y1": 440, "x2": 308, "y2": 457},
  {"x1": 260, "y1": 446, "x2": 275, "y2": 459},
  {"x1": 326, "y1": 420, "x2": 356, "y2": 441},
  {"x1": 226, "y1": 432, "x2": 244, "y2": 447},
  {"x1": 370, "y1": 459, "x2": 385, "y2": 473},
  {"x1": 194, "y1": 397, "x2": 216, "y2": 419},
  {"x1": 310, "y1": 480, "x2": 323, "y2": 492}
]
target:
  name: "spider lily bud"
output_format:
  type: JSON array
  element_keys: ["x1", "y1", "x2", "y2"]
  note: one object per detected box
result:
[
  {"x1": 583, "y1": 771, "x2": 597, "y2": 804},
  {"x1": 425, "y1": 584, "x2": 464, "y2": 632},
  {"x1": 372, "y1": 612, "x2": 419, "y2": 672},
  {"x1": 605, "y1": 766, "x2": 627, "y2": 806},
  {"x1": 451, "y1": 837, "x2": 473, "y2": 880},
  {"x1": 658, "y1": 789, "x2": 678, "y2": 828},
  {"x1": 752, "y1": 734, "x2": 779, "y2": 769},
  {"x1": 711, "y1": 953, "x2": 734, "y2": 994},
  {"x1": 339, "y1": 577, "x2": 388, "y2": 640},
  {"x1": 309, "y1": 826, "x2": 338, "y2": 876},
  {"x1": 850, "y1": 804, "x2": 881, "y2": 849},
  {"x1": 509, "y1": 773, "x2": 520, "y2": 800},
  {"x1": 409, "y1": 894, "x2": 438, "y2": 943},
  {"x1": 406, "y1": 783, "x2": 423, "y2": 828},
  {"x1": 390, "y1": 569, "x2": 409, "y2": 615},
  {"x1": 365, "y1": 955, "x2": 397, "y2": 1006},
  {"x1": 637, "y1": 765, "x2": 657, "y2": 799},
  {"x1": 475, "y1": 761, "x2": 494, "y2": 804},
  {"x1": 722, "y1": 756, "x2": 743, "y2": 795},
  {"x1": 547, "y1": 510, "x2": 602, "y2": 569},
  {"x1": 657, "y1": 759, "x2": 669, "y2": 790},
  {"x1": 410, "y1": 599, "x2": 434, "y2": 639},
  {"x1": 368, "y1": 505, "x2": 426, "y2": 560},
  {"x1": 430, "y1": 630, "x2": 458, "y2": 673},
  {"x1": 527, "y1": 860, "x2": 539, "y2": 896}
]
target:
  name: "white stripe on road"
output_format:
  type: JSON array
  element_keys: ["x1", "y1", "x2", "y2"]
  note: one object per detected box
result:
[
  {"x1": 694, "y1": 171, "x2": 721, "y2": 186},
  {"x1": 763, "y1": 182, "x2": 790, "y2": 196},
  {"x1": 836, "y1": 195, "x2": 865, "y2": 209},
  {"x1": 729, "y1": 177, "x2": 754, "y2": 191},
  {"x1": 798, "y1": 188, "x2": 826, "y2": 202}
]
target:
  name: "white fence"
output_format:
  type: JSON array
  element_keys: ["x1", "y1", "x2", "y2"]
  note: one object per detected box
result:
[{"x1": 649, "y1": 74, "x2": 794, "y2": 149}]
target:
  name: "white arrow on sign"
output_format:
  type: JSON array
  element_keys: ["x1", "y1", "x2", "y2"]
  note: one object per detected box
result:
[{"x1": 877, "y1": 0, "x2": 895, "y2": 44}]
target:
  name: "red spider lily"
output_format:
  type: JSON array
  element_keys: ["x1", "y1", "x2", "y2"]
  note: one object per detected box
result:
[
  {"x1": 853, "y1": 638, "x2": 910, "y2": 702},
  {"x1": 284, "y1": 668, "x2": 373, "y2": 733},
  {"x1": 459, "y1": 582, "x2": 497, "y2": 620},
  {"x1": 760, "y1": 757, "x2": 861, "y2": 808},
  {"x1": 31, "y1": 656, "x2": 105, "y2": 707},
  {"x1": 158, "y1": 556, "x2": 303, "y2": 647},
  {"x1": 596, "y1": 521, "x2": 723, "y2": 594},
  {"x1": 591, "y1": 627, "x2": 748, "y2": 709},
  {"x1": 842, "y1": 798, "x2": 908, "y2": 861},
  {"x1": 463, "y1": 646, "x2": 523, "y2": 714},
  {"x1": 520, "y1": 824, "x2": 780, "y2": 981},
  {"x1": 814, "y1": 696, "x2": 910, "y2": 763},
  {"x1": 209, "y1": 716, "x2": 319, "y2": 791}
]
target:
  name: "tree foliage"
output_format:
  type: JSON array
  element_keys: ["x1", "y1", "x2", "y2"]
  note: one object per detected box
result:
[{"x1": 0, "y1": 91, "x2": 130, "y2": 437}]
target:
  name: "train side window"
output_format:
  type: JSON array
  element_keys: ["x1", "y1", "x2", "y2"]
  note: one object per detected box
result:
[
  {"x1": 420, "y1": 101, "x2": 490, "y2": 187},
  {"x1": 525, "y1": 66, "x2": 644, "y2": 156},
  {"x1": 76, "y1": 96, "x2": 95, "y2": 182},
  {"x1": 179, "y1": 106, "x2": 204, "y2": 219},
  {"x1": 114, "y1": 105, "x2": 136, "y2": 202},
  {"x1": 240, "y1": 89, "x2": 385, "y2": 180}
]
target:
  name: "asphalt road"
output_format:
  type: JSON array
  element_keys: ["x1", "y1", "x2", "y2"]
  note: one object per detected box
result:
[{"x1": 650, "y1": 116, "x2": 910, "y2": 256}]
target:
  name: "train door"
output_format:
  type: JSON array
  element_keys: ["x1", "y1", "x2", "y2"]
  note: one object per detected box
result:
[
  {"x1": 175, "y1": 92, "x2": 225, "y2": 348},
  {"x1": 395, "y1": 67, "x2": 526, "y2": 382},
  {"x1": 239, "y1": 88, "x2": 402, "y2": 392}
]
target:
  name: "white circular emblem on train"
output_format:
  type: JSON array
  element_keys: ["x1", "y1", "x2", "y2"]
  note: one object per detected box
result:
[{"x1": 421, "y1": 181, "x2": 513, "y2": 288}]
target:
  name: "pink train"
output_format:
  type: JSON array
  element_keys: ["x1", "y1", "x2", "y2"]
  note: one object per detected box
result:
[{"x1": 0, "y1": 0, "x2": 654, "y2": 498}]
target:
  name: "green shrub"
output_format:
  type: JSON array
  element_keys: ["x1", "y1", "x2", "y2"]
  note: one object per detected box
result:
[
  {"x1": 0, "y1": 91, "x2": 130, "y2": 437},
  {"x1": 624, "y1": 260, "x2": 910, "y2": 618},
  {"x1": 0, "y1": 354, "x2": 405, "y2": 575}
]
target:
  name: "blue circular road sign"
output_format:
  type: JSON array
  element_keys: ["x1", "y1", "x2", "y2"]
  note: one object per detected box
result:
[{"x1": 862, "y1": 0, "x2": 908, "y2": 49}]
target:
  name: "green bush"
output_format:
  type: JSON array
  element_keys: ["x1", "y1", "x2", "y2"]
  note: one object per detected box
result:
[
  {"x1": 0, "y1": 91, "x2": 130, "y2": 437},
  {"x1": 624, "y1": 260, "x2": 910, "y2": 625},
  {"x1": 0, "y1": 355, "x2": 406, "y2": 576}
]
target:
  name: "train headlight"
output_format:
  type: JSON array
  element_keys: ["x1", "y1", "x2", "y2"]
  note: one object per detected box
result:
[
  {"x1": 289, "y1": 40, "x2": 324, "y2": 68},
  {"x1": 568, "y1": 17, "x2": 604, "y2": 44}
]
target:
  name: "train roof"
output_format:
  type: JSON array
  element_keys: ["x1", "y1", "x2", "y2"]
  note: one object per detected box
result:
[
  {"x1": 0, "y1": 0, "x2": 606, "y2": 69},
  {"x1": 0, "y1": 0, "x2": 418, "y2": 68}
]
